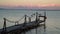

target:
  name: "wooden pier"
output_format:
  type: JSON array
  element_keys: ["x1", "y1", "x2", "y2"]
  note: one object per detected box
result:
[{"x1": 0, "y1": 12, "x2": 47, "y2": 34}]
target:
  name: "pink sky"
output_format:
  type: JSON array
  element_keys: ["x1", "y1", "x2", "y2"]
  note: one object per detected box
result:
[{"x1": 0, "y1": 0, "x2": 60, "y2": 8}]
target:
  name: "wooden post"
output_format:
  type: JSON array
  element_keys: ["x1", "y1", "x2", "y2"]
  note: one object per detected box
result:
[
  {"x1": 35, "y1": 12, "x2": 38, "y2": 34},
  {"x1": 36, "y1": 12, "x2": 38, "y2": 23},
  {"x1": 44, "y1": 11, "x2": 47, "y2": 32},
  {"x1": 2, "y1": 18, "x2": 7, "y2": 34},
  {"x1": 39, "y1": 14, "x2": 41, "y2": 22},
  {"x1": 38, "y1": 14, "x2": 41, "y2": 26},
  {"x1": 29, "y1": 17, "x2": 31, "y2": 23},
  {"x1": 24, "y1": 15, "x2": 27, "y2": 25},
  {"x1": 23, "y1": 15, "x2": 27, "y2": 34}
]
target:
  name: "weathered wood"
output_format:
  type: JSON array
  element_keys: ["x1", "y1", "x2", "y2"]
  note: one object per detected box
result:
[{"x1": 0, "y1": 12, "x2": 47, "y2": 34}]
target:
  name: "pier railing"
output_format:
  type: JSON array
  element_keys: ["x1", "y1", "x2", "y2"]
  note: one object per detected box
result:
[{"x1": 0, "y1": 11, "x2": 47, "y2": 34}]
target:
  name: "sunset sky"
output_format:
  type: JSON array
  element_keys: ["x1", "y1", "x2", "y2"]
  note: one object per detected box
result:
[{"x1": 0, "y1": 0, "x2": 60, "y2": 8}]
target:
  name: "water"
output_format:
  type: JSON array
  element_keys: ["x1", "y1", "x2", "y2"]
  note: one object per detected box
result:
[{"x1": 0, "y1": 10, "x2": 60, "y2": 34}]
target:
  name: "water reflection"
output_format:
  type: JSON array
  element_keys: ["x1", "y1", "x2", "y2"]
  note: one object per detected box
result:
[{"x1": 21, "y1": 26, "x2": 47, "y2": 34}]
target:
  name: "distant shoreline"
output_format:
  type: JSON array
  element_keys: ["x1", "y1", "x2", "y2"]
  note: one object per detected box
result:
[
  {"x1": 0, "y1": 9, "x2": 60, "y2": 11},
  {"x1": 0, "y1": 8, "x2": 60, "y2": 11}
]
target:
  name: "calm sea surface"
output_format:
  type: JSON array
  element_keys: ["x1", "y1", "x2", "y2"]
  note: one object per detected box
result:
[{"x1": 0, "y1": 10, "x2": 60, "y2": 34}]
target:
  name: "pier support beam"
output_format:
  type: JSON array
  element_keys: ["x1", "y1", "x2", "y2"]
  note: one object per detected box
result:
[
  {"x1": 23, "y1": 15, "x2": 27, "y2": 26},
  {"x1": 36, "y1": 12, "x2": 38, "y2": 23},
  {"x1": 23, "y1": 15, "x2": 27, "y2": 34},
  {"x1": 2, "y1": 18, "x2": 7, "y2": 34},
  {"x1": 29, "y1": 17, "x2": 31, "y2": 23},
  {"x1": 35, "y1": 12, "x2": 38, "y2": 34},
  {"x1": 44, "y1": 11, "x2": 47, "y2": 32}
]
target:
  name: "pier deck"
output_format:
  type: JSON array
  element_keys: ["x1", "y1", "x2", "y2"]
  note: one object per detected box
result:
[
  {"x1": 0, "y1": 20, "x2": 44, "y2": 33},
  {"x1": 0, "y1": 12, "x2": 47, "y2": 34}
]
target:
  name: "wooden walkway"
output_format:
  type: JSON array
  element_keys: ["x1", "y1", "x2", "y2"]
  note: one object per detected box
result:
[{"x1": 0, "y1": 12, "x2": 47, "y2": 34}]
